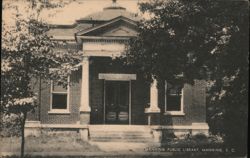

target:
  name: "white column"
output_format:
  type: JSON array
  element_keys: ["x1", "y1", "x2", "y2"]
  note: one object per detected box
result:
[
  {"x1": 80, "y1": 56, "x2": 91, "y2": 112},
  {"x1": 145, "y1": 77, "x2": 160, "y2": 113}
]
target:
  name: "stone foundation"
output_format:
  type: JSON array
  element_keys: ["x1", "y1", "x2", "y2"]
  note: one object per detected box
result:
[
  {"x1": 80, "y1": 112, "x2": 90, "y2": 124},
  {"x1": 25, "y1": 121, "x2": 89, "y2": 140},
  {"x1": 79, "y1": 128, "x2": 89, "y2": 141},
  {"x1": 24, "y1": 121, "x2": 41, "y2": 137},
  {"x1": 152, "y1": 122, "x2": 209, "y2": 140},
  {"x1": 25, "y1": 121, "x2": 209, "y2": 143},
  {"x1": 191, "y1": 122, "x2": 209, "y2": 136}
]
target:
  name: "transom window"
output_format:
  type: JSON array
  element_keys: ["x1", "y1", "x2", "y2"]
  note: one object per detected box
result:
[
  {"x1": 49, "y1": 78, "x2": 70, "y2": 113},
  {"x1": 164, "y1": 81, "x2": 184, "y2": 115}
]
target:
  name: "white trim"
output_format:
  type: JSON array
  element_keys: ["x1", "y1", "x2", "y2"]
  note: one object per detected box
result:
[
  {"x1": 40, "y1": 124, "x2": 88, "y2": 129},
  {"x1": 25, "y1": 121, "x2": 41, "y2": 128},
  {"x1": 48, "y1": 109, "x2": 70, "y2": 114},
  {"x1": 82, "y1": 50, "x2": 123, "y2": 58},
  {"x1": 145, "y1": 108, "x2": 161, "y2": 113},
  {"x1": 99, "y1": 73, "x2": 136, "y2": 81},
  {"x1": 25, "y1": 121, "x2": 88, "y2": 129},
  {"x1": 50, "y1": 77, "x2": 70, "y2": 113},
  {"x1": 76, "y1": 17, "x2": 137, "y2": 36},
  {"x1": 150, "y1": 123, "x2": 209, "y2": 130},
  {"x1": 49, "y1": 64, "x2": 81, "y2": 72},
  {"x1": 25, "y1": 122, "x2": 208, "y2": 130},
  {"x1": 103, "y1": 80, "x2": 106, "y2": 124},
  {"x1": 79, "y1": 36, "x2": 129, "y2": 40},
  {"x1": 51, "y1": 36, "x2": 75, "y2": 40},
  {"x1": 164, "y1": 111, "x2": 185, "y2": 115},
  {"x1": 164, "y1": 81, "x2": 184, "y2": 116},
  {"x1": 50, "y1": 91, "x2": 67, "y2": 94}
]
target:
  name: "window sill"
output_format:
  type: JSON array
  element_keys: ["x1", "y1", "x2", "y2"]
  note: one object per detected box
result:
[
  {"x1": 164, "y1": 111, "x2": 185, "y2": 116},
  {"x1": 48, "y1": 110, "x2": 70, "y2": 114}
]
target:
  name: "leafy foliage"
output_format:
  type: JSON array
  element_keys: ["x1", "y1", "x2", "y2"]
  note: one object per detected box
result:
[
  {"x1": 1, "y1": 0, "x2": 82, "y2": 157},
  {"x1": 1, "y1": 19, "x2": 80, "y2": 115},
  {"x1": 125, "y1": 0, "x2": 248, "y2": 155}
]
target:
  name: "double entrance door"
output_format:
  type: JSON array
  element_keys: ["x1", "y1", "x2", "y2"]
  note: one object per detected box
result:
[{"x1": 105, "y1": 81, "x2": 130, "y2": 124}]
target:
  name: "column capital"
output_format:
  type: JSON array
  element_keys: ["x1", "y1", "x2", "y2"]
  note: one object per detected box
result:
[
  {"x1": 82, "y1": 56, "x2": 89, "y2": 61},
  {"x1": 80, "y1": 106, "x2": 91, "y2": 112}
]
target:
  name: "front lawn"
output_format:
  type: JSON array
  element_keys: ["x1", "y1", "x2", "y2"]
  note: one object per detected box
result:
[
  {"x1": 0, "y1": 132, "x2": 101, "y2": 153},
  {"x1": 0, "y1": 132, "x2": 246, "y2": 158}
]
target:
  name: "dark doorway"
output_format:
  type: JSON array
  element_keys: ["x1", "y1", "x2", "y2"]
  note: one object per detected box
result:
[{"x1": 105, "y1": 81, "x2": 129, "y2": 124}]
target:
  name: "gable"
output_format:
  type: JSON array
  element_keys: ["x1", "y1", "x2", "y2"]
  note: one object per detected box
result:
[
  {"x1": 76, "y1": 16, "x2": 138, "y2": 37},
  {"x1": 101, "y1": 26, "x2": 137, "y2": 37}
]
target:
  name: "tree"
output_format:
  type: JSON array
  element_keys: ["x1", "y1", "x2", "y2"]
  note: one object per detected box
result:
[
  {"x1": 124, "y1": 0, "x2": 248, "y2": 155},
  {"x1": 1, "y1": 0, "x2": 82, "y2": 157}
]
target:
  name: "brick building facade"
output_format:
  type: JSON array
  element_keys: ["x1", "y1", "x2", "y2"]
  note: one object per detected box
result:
[{"x1": 26, "y1": 0, "x2": 209, "y2": 141}]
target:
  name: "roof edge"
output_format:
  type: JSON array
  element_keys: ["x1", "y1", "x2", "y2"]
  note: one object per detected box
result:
[{"x1": 76, "y1": 16, "x2": 137, "y2": 36}]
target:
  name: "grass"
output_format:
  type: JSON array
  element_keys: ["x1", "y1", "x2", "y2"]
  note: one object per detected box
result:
[
  {"x1": 0, "y1": 132, "x2": 246, "y2": 158},
  {"x1": 0, "y1": 132, "x2": 101, "y2": 153}
]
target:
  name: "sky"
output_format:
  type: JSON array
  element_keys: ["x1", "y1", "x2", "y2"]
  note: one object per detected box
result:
[
  {"x1": 44, "y1": 0, "x2": 141, "y2": 24},
  {"x1": 3, "y1": 0, "x2": 146, "y2": 25}
]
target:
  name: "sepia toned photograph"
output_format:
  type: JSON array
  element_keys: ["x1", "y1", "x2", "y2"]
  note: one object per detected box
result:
[{"x1": 1, "y1": 0, "x2": 248, "y2": 157}]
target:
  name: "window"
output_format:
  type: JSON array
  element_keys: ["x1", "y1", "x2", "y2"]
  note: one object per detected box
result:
[
  {"x1": 49, "y1": 78, "x2": 70, "y2": 113},
  {"x1": 164, "y1": 81, "x2": 184, "y2": 115}
]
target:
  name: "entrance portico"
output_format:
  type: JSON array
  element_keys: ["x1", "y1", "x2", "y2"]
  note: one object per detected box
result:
[
  {"x1": 79, "y1": 57, "x2": 161, "y2": 125},
  {"x1": 77, "y1": 22, "x2": 161, "y2": 125},
  {"x1": 25, "y1": 0, "x2": 209, "y2": 141},
  {"x1": 76, "y1": 15, "x2": 161, "y2": 125}
]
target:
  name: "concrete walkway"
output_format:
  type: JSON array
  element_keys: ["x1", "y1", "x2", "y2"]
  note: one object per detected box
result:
[{"x1": 88, "y1": 141, "x2": 161, "y2": 152}]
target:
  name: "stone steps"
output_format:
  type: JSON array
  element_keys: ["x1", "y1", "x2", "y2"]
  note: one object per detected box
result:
[{"x1": 89, "y1": 125, "x2": 155, "y2": 143}]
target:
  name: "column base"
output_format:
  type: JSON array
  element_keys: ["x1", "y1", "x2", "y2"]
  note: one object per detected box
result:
[
  {"x1": 145, "y1": 107, "x2": 160, "y2": 113},
  {"x1": 80, "y1": 112, "x2": 90, "y2": 125},
  {"x1": 145, "y1": 113, "x2": 161, "y2": 125},
  {"x1": 152, "y1": 129, "x2": 162, "y2": 143},
  {"x1": 79, "y1": 128, "x2": 89, "y2": 141}
]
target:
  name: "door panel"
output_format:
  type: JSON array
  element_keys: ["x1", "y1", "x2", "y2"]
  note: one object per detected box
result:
[{"x1": 105, "y1": 81, "x2": 129, "y2": 124}]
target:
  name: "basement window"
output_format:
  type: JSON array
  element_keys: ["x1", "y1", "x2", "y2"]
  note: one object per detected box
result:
[{"x1": 164, "y1": 81, "x2": 184, "y2": 115}]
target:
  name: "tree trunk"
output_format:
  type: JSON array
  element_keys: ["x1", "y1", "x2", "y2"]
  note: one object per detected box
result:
[{"x1": 21, "y1": 112, "x2": 27, "y2": 158}]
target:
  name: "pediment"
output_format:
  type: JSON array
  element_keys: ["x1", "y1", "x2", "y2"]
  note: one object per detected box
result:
[
  {"x1": 101, "y1": 26, "x2": 137, "y2": 37},
  {"x1": 76, "y1": 16, "x2": 138, "y2": 37}
]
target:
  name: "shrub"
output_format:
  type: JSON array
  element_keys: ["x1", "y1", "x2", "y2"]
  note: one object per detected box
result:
[{"x1": 0, "y1": 113, "x2": 21, "y2": 137}]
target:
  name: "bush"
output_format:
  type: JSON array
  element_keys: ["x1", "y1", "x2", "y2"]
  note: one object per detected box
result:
[
  {"x1": 192, "y1": 133, "x2": 208, "y2": 140},
  {"x1": 162, "y1": 132, "x2": 224, "y2": 148},
  {"x1": 0, "y1": 113, "x2": 21, "y2": 137}
]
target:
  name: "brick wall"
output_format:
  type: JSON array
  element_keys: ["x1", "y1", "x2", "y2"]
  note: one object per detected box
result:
[
  {"x1": 28, "y1": 56, "x2": 206, "y2": 126},
  {"x1": 159, "y1": 80, "x2": 206, "y2": 126},
  {"x1": 27, "y1": 70, "x2": 81, "y2": 124}
]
